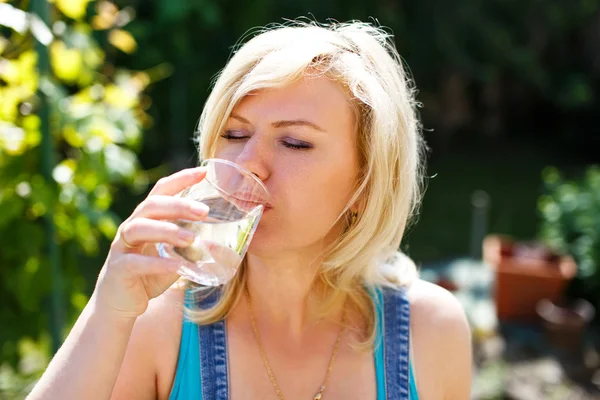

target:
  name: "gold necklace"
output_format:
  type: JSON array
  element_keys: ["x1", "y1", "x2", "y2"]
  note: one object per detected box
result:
[{"x1": 245, "y1": 288, "x2": 345, "y2": 400}]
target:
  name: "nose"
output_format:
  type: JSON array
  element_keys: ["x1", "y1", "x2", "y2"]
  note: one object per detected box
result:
[{"x1": 233, "y1": 136, "x2": 270, "y2": 183}]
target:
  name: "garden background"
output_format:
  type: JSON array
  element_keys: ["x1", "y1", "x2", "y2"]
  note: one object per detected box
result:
[{"x1": 1, "y1": 0, "x2": 599, "y2": 398}]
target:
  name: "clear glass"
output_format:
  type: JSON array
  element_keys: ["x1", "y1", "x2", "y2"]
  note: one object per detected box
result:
[{"x1": 156, "y1": 159, "x2": 270, "y2": 286}]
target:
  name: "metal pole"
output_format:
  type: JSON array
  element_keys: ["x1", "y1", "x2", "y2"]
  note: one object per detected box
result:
[
  {"x1": 30, "y1": 0, "x2": 65, "y2": 354},
  {"x1": 169, "y1": 60, "x2": 191, "y2": 170},
  {"x1": 470, "y1": 190, "x2": 490, "y2": 260}
]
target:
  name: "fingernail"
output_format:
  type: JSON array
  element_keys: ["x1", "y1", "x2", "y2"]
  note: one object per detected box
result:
[
  {"x1": 191, "y1": 202, "x2": 209, "y2": 215},
  {"x1": 178, "y1": 229, "x2": 195, "y2": 243},
  {"x1": 193, "y1": 167, "x2": 207, "y2": 177}
]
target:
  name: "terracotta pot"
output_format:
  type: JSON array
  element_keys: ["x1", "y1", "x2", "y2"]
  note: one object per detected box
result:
[
  {"x1": 483, "y1": 235, "x2": 577, "y2": 322},
  {"x1": 536, "y1": 298, "x2": 595, "y2": 351}
]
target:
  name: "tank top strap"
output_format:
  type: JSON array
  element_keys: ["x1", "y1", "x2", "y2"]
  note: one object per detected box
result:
[
  {"x1": 194, "y1": 288, "x2": 230, "y2": 400},
  {"x1": 176, "y1": 285, "x2": 416, "y2": 400},
  {"x1": 380, "y1": 286, "x2": 412, "y2": 399}
]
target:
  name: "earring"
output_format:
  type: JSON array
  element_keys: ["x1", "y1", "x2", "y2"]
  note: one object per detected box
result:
[{"x1": 350, "y1": 212, "x2": 358, "y2": 226}]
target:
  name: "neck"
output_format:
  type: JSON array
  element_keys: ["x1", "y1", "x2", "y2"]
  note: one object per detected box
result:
[{"x1": 243, "y1": 250, "x2": 341, "y2": 339}]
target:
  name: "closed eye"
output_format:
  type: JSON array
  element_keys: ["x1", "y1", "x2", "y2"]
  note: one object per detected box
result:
[
  {"x1": 281, "y1": 139, "x2": 312, "y2": 150},
  {"x1": 221, "y1": 130, "x2": 312, "y2": 150},
  {"x1": 220, "y1": 130, "x2": 249, "y2": 140}
]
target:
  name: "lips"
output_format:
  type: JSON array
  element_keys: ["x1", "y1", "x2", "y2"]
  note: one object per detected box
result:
[{"x1": 228, "y1": 191, "x2": 272, "y2": 211}]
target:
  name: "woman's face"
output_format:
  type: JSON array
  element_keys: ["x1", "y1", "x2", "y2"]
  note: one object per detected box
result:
[{"x1": 214, "y1": 76, "x2": 360, "y2": 258}]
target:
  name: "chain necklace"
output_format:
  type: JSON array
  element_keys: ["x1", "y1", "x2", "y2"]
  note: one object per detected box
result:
[{"x1": 245, "y1": 288, "x2": 345, "y2": 400}]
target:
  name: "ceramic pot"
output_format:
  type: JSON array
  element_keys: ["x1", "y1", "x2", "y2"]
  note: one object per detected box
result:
[
  {"x1": 483, "y1": 235, "x2": 577, "y2": 322},
  {"x1": 536, "y1": 298, "x2": 595, "y2": 351}
]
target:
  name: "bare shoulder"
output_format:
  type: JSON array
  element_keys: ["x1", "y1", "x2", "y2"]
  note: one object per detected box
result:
[
  {"x1": 111, "y1": 283, "x2": 186, "y2": 400},
  {"x1": 142, "y1": 282, "x2": 187, "y2": 343},
  {"x1": 407, "y1": 279, "x2": 469, "y2": 329},
  {"x1": 406, "y1": 279, "x2": 472, "y2": 399},
  {"x1": 142, "y1": 283, "x2": 187, "y2": 399}
]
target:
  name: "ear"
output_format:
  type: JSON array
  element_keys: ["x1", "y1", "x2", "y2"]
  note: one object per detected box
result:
[{"x1": 349, "y1": 195, "x2": 363, "y2": 213}]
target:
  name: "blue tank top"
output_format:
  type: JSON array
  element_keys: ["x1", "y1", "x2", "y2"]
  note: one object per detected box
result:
[{"x1": 169, "y1": 286, "x2": 419, "y2": 399}]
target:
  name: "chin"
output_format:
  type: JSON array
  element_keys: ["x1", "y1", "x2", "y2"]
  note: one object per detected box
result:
[
  {"x1": 247, "y1": 213, "x2": 281, "y2": 252},
  {"x1": 246, "y1": 226, "x2": 273, "y2": 254}
]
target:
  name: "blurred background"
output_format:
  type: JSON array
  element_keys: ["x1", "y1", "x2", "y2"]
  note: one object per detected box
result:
[{"x1": 1, "y1": 0, "x2": 599, "y2": 398}]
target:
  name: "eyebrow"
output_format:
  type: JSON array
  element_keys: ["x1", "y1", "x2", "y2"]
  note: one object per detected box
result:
[{"x1": 230, "y1": 113, "x2": 326, "y2": 132}]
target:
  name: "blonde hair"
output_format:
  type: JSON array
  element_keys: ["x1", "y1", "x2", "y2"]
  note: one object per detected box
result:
[{"x1": 189, "y1": 20, "x2": 425, "y2": 347}]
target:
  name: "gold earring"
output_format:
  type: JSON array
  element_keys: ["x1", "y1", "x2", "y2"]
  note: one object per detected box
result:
[{"x1": 351, "y1": 212, "x2": 358, "y2": 226}]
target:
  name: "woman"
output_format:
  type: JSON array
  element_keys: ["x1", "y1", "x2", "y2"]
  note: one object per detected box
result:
[{"x1": 28, "y1": 21, "x2": 472, "y2": 400}]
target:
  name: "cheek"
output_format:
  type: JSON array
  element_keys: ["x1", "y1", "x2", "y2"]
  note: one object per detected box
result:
[
  {"x1": 213, "y1": 142, "x2": 241, "y2": 162},
  {"x1": 284, "y1": 160, "x2": 356, "y2": 225}
]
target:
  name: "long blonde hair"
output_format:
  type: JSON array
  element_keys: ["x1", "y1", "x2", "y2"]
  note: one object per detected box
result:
[{"x1": 188, "y1": 20, "x2": 425, "y2": 346}]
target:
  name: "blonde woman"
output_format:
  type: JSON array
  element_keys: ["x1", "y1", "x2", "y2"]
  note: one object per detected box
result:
[{"x1": 29, "y1": 21, "x2": 472, "y2": 400}]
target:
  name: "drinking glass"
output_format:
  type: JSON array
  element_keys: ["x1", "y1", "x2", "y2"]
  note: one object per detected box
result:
[{"x1": 156, "y1": 159, "x2": 269, "y2": 286}]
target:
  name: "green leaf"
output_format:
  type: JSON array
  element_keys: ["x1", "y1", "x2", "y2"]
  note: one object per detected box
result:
[
  {"x1": 155, "y1": 0, "x2": 191, "y2": 23},
  {"x1": 0, "y1": 196, "x2": 26, "y2": 229}
]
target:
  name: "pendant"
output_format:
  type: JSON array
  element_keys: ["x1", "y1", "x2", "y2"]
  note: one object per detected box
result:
[{"x1": 313, "y1": 386, "x2": 325, "y2": 400}]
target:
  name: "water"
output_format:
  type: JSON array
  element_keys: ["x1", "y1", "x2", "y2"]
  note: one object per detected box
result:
[{"x1": 157, "y1": 197, "x2": 262, "y2": 286}]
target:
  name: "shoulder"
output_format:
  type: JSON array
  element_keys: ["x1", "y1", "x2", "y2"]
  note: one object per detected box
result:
[
  {"x1": 111, "y1": 283, "x2": 186, "y2": 400},
  {"x1": 146, "y1": 284, "x2": 187, "y2": 399},
  {"x1": 130, "y1": 282, "x2": 186, "y2": 359},
  {"x1": 142, "y1": 282, "x2": 187, "y2": 336},
  {"x1": 406, "y1": 279, "x2": 469, "y2": 330},
  {"x1": 406, "y1": 279, "x2": 472, "y2": 399}
]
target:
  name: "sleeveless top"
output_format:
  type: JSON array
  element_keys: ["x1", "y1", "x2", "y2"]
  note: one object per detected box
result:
[{"x1": 169, "y1": 286, "x2": 420, "y2": 399}]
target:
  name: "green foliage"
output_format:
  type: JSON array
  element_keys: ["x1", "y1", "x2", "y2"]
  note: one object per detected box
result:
[
  {"x1": 120, "y1": 0, "x2": 600, "y2": 155},
  {"x1": 0, "y1": 0, "x2": 598, "y2": 391},
  {"x1": 538, "y1": 166, "x2": 600, "y2": 306},
  {"x1": 0, "y1": 0, "x2": 153, "y2": 374}
]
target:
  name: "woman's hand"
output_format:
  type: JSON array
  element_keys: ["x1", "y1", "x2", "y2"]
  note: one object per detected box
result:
[{"x1": 94, "y1": 167, "x2": 209, "y2": 320}]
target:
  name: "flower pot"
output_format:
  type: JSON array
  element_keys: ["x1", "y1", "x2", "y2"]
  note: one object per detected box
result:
[
  {"x1": 483, "y1": 235, "x2": 577, "y2": 322},
  {"x1": 536, "y1": 298, "x2": 595, "y2": 352}
]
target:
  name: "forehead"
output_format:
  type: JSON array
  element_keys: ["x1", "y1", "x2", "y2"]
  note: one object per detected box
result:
[{"x1": 231, "y1": 76, "x2": 356, "y2": 131}]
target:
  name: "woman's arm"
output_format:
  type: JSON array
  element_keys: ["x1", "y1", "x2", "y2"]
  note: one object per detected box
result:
[
  {"x1": 27, "y1": 167, "x2": 208, "y2": 400},
  {"x1": 28, "y1": 286, "x2": 184, "y2": 400},
  {"x1": 110, "y1": 286, "x2": 185, "y2": 400},
  {"x1": 27, "y1": 294, "x2": 138, "y2": 400}
]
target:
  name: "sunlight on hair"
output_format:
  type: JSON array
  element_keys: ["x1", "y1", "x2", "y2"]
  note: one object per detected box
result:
[{"x1": 190, "y1": 20, "x2": 426, "y2": 348}]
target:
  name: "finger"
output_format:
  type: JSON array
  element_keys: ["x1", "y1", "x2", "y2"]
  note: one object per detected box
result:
[
  {"x1": 116, "y1": 253, "x2": 181, "y2": 276},
  {"x1": 119, "y1": 218, "x2": 196, "y2": 250},
  {"x1": 131, "y1": 195, "x2": 209, "y2": 221},
  {"x1": 149, "y1": 167, "x2": 207, "y2": 197}
]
